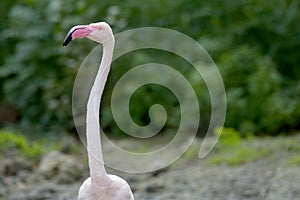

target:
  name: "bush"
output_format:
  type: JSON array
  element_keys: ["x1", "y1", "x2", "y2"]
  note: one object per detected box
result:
[
  {"x1": 208, "y1": 127, "x2": 269, "y2": 165},
  {"x1": 0, "y1": 0, "x2": 299, "y2": 136},
  {"x1": 220, "y1": 46, "x2": 300, "y2": 135},
  {"x1": 0, "y1": 129, "x2": 45, "y2": 159}
]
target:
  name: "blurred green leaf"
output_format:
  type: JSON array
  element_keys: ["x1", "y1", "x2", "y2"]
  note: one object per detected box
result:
[{"x1": 0, "y1": 0, "x2": 299, "y2": 137}]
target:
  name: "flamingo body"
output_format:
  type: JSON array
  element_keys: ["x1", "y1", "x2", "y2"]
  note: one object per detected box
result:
[{"x1": 78, "y1": 175, "x2": 134, "y2": 200}]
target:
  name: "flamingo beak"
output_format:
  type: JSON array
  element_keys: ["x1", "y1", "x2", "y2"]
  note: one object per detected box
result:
[
  {"x1": 63, "y1": 31, "x2": 74, "y2": 46},
  {"x1": 63, "y1": 25, "x2": 97, "y2": 46}
]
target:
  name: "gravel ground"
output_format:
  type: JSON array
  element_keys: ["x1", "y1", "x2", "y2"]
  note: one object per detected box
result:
[{"x1": 1, "y1": 136, "x2": 300, "y2": 200}]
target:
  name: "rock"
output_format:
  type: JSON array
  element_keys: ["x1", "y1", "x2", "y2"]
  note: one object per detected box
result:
[
  {"x1": 2, "y1": 157, "x2": 33, "y2": 176},
  {"x1": 151, "y1": 167, "x2": 169, "y2": 177},
  {"x1": 60, "y1": 136, "x2": 80, "y2": 154},
  {"x1": 0, "y1": 177, "x2": 8, "y2": 197},
  {"x1": 144, "y1": 182, "x2": 165, "y2": 193},
  {"x1": 25, "y1": 183, "x2": 57, "y2": 199},
  {"x1": 7, "y1": 182, "x2": 79, "y2": 200},
  {"x1": 38, "y1": 151, "x2": 84, "y2": 183},
  {"x1": 38, "y1": 151, "x2": 65, "y2": 177}
]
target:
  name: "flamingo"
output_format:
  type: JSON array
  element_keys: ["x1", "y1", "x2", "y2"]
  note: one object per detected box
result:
[{"x1": 63, "y1": 22, "x2": 134, "y2": 200}]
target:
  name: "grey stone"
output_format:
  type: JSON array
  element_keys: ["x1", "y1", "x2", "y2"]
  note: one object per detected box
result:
[{"x1": 37, "y1": 151, "x2": 84, "y2": 183}]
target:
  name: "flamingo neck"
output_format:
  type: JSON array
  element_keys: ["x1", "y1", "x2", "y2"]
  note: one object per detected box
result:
[{"x1": 86, "y1": 36, "x2": 115, "y2": 185}]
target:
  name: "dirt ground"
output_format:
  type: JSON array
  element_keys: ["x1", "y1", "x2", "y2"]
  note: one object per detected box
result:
[{"x1": 1, "y1": 135, "x2": 300, "y2": 200}]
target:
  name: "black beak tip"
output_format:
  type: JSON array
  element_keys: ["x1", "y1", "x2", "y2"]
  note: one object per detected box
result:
[
  {"x1": 63, "y1": 36, "x2": 72, "y2": 46},
  {"x1": 63, "y1": 31, "x2": 73, "y2": 47}
]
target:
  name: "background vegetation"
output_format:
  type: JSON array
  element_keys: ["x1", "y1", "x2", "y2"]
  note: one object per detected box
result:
[{"x1": 0, "y1": 0, "x2": 299, "y2": 138}]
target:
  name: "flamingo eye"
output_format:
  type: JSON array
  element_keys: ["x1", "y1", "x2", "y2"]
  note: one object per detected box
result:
[
  {"x1": 89, "y1": 23, "x2": 102, "y2": 30},
  {"x1": 94, "y1": 25, "x2": 102, "y2": 30}
]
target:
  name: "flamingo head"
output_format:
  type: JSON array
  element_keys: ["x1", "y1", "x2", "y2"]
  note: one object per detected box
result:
[{"x1": 63, "y1": 22, "x2": 113, "y2": 46}]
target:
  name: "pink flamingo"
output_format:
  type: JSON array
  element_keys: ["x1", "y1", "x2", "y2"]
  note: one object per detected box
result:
[{"x1": 63, "y1": 22, "x2": 134, "y2": 200}]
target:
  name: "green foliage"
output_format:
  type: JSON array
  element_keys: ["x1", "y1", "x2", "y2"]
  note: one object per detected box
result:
[
  {"x1": 289, "y1": 156, "x2": 300, "y2": 166},
  {"x1": 214, "y1": 127, "x2": 242, "y2": 146},
  {"x1": 183, "y1": 144, "x2": 199, "y2": 160},
  {"x1": 0, "y1": 129, "x2": 45, "y2": 159},
  {"x1": 0, "y1": 0, "x2": 299, "y2": 136},
  {"x1": 209, "y1": 146, "x2": 269, "y2": 166},
  {"x1": 208, "y1": 127, "x2": 269, "y2": 165},
  {"x1": 221, "y1": 46, "x2": 300, "y2": 135}
]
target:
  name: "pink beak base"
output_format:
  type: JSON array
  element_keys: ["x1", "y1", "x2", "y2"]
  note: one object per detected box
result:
[{"x1": 63, "y1": 25, "x2": 97, "y2": 46}]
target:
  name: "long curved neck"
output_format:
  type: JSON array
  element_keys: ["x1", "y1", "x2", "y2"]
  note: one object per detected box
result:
[{"x1": 86, "y1": 36, "x2": 115, "y2": 185}]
